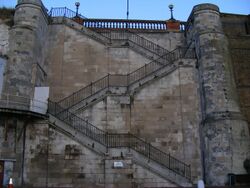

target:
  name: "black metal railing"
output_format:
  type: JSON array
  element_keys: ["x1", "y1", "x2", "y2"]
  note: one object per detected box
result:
[
  {"x1": 99, "y1": 30, "x2": 169, "y2": 56},
  {"x1": 48, "y1": 100, "x2": 191, "y2": 180},
  {"x1": 49, "y1": 7, "x2": 186, "y2": 31},
  {"x1": 57, "y1": 47, "x2": 195, "y2": 110},
  {"x1": 49, "y1": 8, "x2": 169, "y2": 57},
  {"x1": 49, "y1": 7, "x2": 185, "y2": 62},
  {"x1": 49, "y1": 7, "x2": 87, "y2": 19}
]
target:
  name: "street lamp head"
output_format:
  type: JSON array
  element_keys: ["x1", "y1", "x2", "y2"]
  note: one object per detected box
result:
[
  {"x1": 75, "y1": 2, "x2": 80, "y2": 7},
  {"x1": 168, "y1": 4, "x2": 174, "y2": 20},
  {"x1": 75, "y1": 2, "x2": 80, "y2": 16},
  {"x1": 168, "y1": 4, "x2": 174, "y2": 10}
]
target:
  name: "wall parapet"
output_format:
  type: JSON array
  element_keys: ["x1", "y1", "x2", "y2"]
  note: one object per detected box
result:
[
  {"x1": 49, "y1": 7, "x2": 186, "y2": 32},
  {"x1": 0, "y1": 93, "x2": 48, "y2": 116}
]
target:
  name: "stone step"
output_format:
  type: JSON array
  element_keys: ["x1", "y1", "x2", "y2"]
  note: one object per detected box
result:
[
  {"x1": 49, "y1": 114, "x2": 107, "y2": 155},
  {"x1": 69, "y1": 58, "x2": 195, "y2": 114},
  {"x1": 49, "y1": 114, "x2": 192, "y2": 186},
  {"x1": 51, "y1": 17, "x2": 168, "y2": 62}
]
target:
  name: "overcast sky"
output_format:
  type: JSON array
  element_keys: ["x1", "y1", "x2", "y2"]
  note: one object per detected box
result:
[{"x1": 0, "y1": 0, "x2": 249, "y2": 21}]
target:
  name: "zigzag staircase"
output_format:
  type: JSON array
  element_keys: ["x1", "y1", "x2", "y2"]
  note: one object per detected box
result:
[
  {"x1": 48, "y1": 101, "x2": 192, "y2": 186},
  {"x1": 47, "y1": 47, "x2": 195, "y2": 186},
  {"x1": 48, "y1": 7, "x2": 194, "y2": 186},
  {"x1": 98, "y1": 29, "x2": 169, "y2": 61},
  {"x1": 49, "y1": 7, "x2": 169, "y2": 62},
  {"x1": 57, "y1": 46, "x2": 195, "y2": 113}
]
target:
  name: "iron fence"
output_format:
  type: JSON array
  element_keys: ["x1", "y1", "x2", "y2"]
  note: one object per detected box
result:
[{"x1": 49, "y1": 7, "x2": 87, "y2": 19}]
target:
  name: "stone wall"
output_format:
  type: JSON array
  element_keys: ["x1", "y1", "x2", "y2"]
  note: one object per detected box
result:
[
  {"x1": 221, "y1": 13, "x2": 250, "y2": 36},
  {"x1": 0, "y1": 19, "x2": 10, "y2": 57},
  {"x1": 0, "y1": 115, "x2": 31, "y2": 186},
  {"x1": 76, "y1": 59, "x2": 202, "y2": 181},
  {"x1": 1, "y1": 1, "x2": 250, "y2": 187},
  {"x1": 47, "y1": 24, "x2": 152, "y2": 101},
  {"x1": 47, "y1": 24, "x2": 186, "y2": 101},
  {"x1": 20, "y1": 120, "x2": 179, "y2": 188},
  {"x1": 131, "y1": 62, "x2": 201, "y2": 180},
  {"x1": 221, "y1": 14, "x2": 250, "y2": 127},
  {"x1": 2, "y1": 0, "x2": 48, "y2": 97},
  {"x1": 185, "y1": 4, "x2": 250, "y2": 185},
  {"x1": 140, "y1": 32, "x2": 186, "y2": 51},
  {"x1": 0, "y1": 20, "x2": 9, "y2": 94}
]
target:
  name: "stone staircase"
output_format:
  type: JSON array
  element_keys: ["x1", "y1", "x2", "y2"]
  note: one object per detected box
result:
[
  {"x1": 48, "y1": 7, "x2": 195, "y2": 186},
  {"x1": 47, "y1": 101, "x2": 192, "y2": 187},
  {"x1": 56, "y1": 47, "x2": 195, "y2": 114},
  {"x1": 49, "y1": 8, "x2": 193, "y2": 114},
  {"x1": 98, "y1": 29, "x2": 169, "y2": 61},
  {"x1": 49, "y1": 10, "x2": 169, "y2": 62}
]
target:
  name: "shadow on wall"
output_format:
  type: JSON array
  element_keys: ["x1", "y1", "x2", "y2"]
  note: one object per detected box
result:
[{"x1": 0, "y1": 7, "x2": 14, "y2": 26}]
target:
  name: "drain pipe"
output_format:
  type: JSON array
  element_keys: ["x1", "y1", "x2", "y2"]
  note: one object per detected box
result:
[{"x1": 21, "y1": 122, "x2": 27, "y2": 187}]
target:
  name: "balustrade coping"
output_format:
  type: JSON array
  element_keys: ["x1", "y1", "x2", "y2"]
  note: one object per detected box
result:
[
  {"x1": 49, "y1": 7, "x2": 186, "y2": 31},
  {"x1": 50, "y1": 7, "x2": 185, "y2": 22}
]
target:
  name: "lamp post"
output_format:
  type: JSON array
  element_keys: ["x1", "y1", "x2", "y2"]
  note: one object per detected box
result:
[
  {"x1": 126, "y1": 0, "x2": 129, "y2": 29},
  {"x1": 168, "y1": 4, "x2": 174, "y2": 20},
  {"x1": 75, "y1": 2, "x2": 80, "y2": 17},
  {"x1": 127, "y1": 0, "x2": 129, "y2": 20}
]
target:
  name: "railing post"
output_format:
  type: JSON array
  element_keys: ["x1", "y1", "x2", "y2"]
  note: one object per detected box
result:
[
  {"x1": 127, "y1": 74, "x2": 129, "y2": 87},
  {"x1": 107, "y1": 74, "x2": 110, "y2": 88},
  {"x1": 179, "y1": 48, "x2": 182, "y2": 59},
  {"x1": 128, "y1": 132, "x2": 131, "y2": 150},
  {"x1": 90, "y1": 82, "x2": 93, "y2": 95},
  {"x1": 6, "y1": 94, "x2": 9, "y2": 108},
  {"x1": 64, "y1": 7, "x2": 66, "y2": 17},
  {"x1": 148, "y1": 143, "x2": 150, "y2": 160},
  {"x1": 188, "y1": 164, "x2": 191, "y2": 180},
  {"x1": 107, "y1": 30, "x2": 111, "y2": 43},
  {"x1": 169, "y1": 153, "x2": 171, "y2": 169},
  {"x1": 54, "y1": 102, "x2": 58, "y2": 115},
  {"x1": 184, "y1": 164, "x2": 187, "y2": 178},
  {"x1": 49, "y1": 8, "x2": 53, "y2": 17},
  {"x1": 106, "y1": 133, "x2": 109, "y2": 147}
]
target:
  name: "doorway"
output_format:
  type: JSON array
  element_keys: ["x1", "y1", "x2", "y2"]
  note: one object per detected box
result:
[{"x1": 0, "y1": 161, "x2": 4, "y2": 188}]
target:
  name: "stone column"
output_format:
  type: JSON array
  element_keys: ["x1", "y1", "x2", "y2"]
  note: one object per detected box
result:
[
  {"x1": 192, "y1": 4, "x2": 250, "y2": 185},
  {"x1": 3, "y1": 0, "x2": 48, "y2": 97}
]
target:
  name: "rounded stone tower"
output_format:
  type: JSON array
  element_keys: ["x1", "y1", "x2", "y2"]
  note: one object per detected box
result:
[
  {"x1": 0, "y1": 1, "x2": 49, "y2": 186},
  {"x1": 3, "y1": 0, "x2": 48, "y2": 97},
  {"x1": 191, "y1": 4, "x2": 250, "y2": 185}
]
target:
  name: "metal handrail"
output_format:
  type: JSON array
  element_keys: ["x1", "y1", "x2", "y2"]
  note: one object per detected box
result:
[
  {"x1": 0, "y1": 93, "x2": 48, "y2": 115},
  {"x1": 99, "y1": 30, "x2": 169, "y2": 56},
  {"x1": 49, "y1": 7, "x2": 169, "y2": 57},
  {"x1": 49, "y1": 7, "x2": 185, "y2": 66},
  {"x1": 57, "y1": 47, "x2": 195, "y2": 110},
  {"x1": 48, "y1": 100, "x2": 191, "y2": 180},
  {"x1": 49, "y1": 7, "x2": 87, "y2": 19}
]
